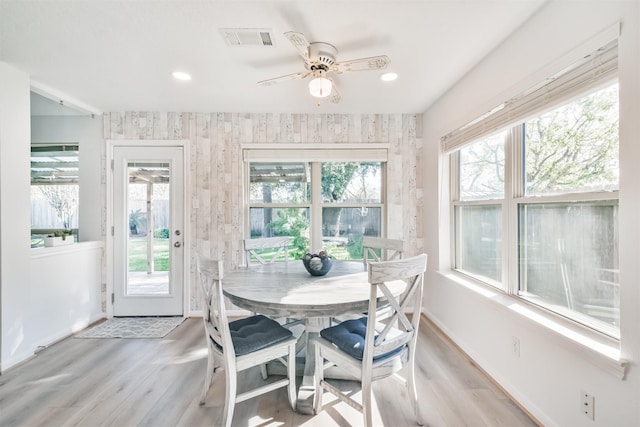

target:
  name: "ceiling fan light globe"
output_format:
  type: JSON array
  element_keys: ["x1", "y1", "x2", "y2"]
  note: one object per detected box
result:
[
  {"x1": 172, "y1": 71, "x2": 192, "y2": 81},
  {"x1": 380, "y1": 72, "x2": 398, "y2": 82},
  {"x1": 308, "y1": 77, "x2": 332, "y2": 98}
]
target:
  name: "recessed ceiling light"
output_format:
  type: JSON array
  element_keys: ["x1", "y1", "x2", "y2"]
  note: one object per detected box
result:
[
  {"x1": 380, "y1": 72, "x2": 398, "y2": 82},
  {"x1": 172, "y1": 71, "x2": 192, "y2": 81}
]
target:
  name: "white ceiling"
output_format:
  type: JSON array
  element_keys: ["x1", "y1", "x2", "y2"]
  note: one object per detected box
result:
[{"x1": 1, "y1": 0, "x2": 546, "y2": 115}]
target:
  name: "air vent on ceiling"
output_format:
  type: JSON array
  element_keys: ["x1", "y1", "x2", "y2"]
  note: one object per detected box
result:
[{"x1": 220, "y1": 28, "x2": 274, "y2": 47}]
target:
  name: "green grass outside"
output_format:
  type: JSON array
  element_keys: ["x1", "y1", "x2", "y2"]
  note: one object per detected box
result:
[
  {"x1": 128, "y1": 236, "x2": 169, "y2": 271},
  {"x1": 127, "y1": 237, "x2": 363, "y2": 270},
  {"x1": 252, "y1": 243, "x2": 357, "y2": 262}
]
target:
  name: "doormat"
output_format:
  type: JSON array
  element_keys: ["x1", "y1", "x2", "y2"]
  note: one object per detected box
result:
[{"x1": 75, "y1": 317, "x2": 185, "y2": 339}]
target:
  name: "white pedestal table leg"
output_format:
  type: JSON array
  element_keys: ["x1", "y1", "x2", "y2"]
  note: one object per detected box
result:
[{"x1": 296, "y1": 316, "x2": 327, "y2": 414}]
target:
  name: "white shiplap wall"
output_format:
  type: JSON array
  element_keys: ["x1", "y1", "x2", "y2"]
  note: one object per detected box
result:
[{"x1": 104, "y1": 112, "x2": 423, "y2": 312}]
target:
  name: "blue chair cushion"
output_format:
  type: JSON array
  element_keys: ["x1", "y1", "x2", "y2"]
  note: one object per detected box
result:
[
  {"x1": 320, "y1": 317, "x2": 405, "y2": 361},
  {"x1": 228, "y1": 315, "x2": 293, "y2": 356}
]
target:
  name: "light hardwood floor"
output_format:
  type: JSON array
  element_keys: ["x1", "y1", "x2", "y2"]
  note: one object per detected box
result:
[{"x1": 0, "y1": 316, "x2": 539, "y2": 427}]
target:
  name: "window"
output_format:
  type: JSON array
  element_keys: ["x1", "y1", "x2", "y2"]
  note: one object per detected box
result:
[
  {"x1": 446, "y1": 40, "x2": 619, "y2": 337},
  {"x1": 321, "y1": 162, "x2": 383, "y2": 259},
  {"x1": 454, "y1": 132, "x2": 505, "y2": 285},
  {"x1": 518, "y1": 84, "x2": 619, "y2": 335},
  {"x1": 248, "y1": 162, "x2": 311, "y2": 258},
  {"x1": 247, "y1": 156, "x2": 385, "y2": 260},
  {"x1": 30, "y1": 144, "x2": 79, "y2": 247}
]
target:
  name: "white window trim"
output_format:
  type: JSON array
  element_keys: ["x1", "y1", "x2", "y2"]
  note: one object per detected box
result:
[
  {"x1": 242, "y1": 143, "x2": 389, "y2": 162},
  {"x1": 441, "y1": 148, "x2": 625, "y2": 381},
  {"x1": 244, "y1": 145, "x2": 389, "y2": 251},
  {"x1": 31, "y1": 143, "x2": 82, "y2": 248},
  {"x1": 440, "y1": 27, "x2": 625, "y2": 378},
  {"x1": 451, "y1": 117, "x2": 621, "y2": 335}
]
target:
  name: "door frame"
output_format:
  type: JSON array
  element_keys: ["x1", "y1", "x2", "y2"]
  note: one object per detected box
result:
[{"x1": 106, "y1": 139, "x2": 191, "y2": 318}]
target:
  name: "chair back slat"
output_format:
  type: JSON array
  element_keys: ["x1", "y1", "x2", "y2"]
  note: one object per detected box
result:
[
  {"x1": 368, "y1": 255, "x2": 425, "y2": 283},
  {"x1": 197, "y1": 255, "x2": 235, "y2": 358},
  {"x1": 365, "y1": 254, "x2": 427, "y2": 361},
  {"x1": 244, "y1": 237, "x2": 291, "y2": 266},
  {"x1": 362, "y1": 236, "x2": 404, "y2": 265},
  {"x1": 376, "y1": 283, "x2": 411, "y2": 334}
]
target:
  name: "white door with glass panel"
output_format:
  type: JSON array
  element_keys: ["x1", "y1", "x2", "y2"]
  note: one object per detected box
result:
[{"x1": 113, "y1": 146, "x2": 184, "y2": 316}]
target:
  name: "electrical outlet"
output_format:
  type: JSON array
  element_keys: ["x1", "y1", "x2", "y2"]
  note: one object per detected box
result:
[
  {"x1": 511, "y1": 336, "x2": 520, "y2": 357},
  {"x1": 581, "y1": 390, "x2": 595, "y2": 420}
]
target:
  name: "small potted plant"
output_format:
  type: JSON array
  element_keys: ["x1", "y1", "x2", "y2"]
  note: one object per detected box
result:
[
  {"x1": 44, "y1": 230, "x2": 75, "y2": 247},
  {"x1": 302, "y1": 250, "x2": 334, "y2": 276}
]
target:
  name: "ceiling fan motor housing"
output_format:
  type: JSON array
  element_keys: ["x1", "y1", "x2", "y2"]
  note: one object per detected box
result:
[{"x1": 306, "y1": 42, "x2": 337, "y2": 71}]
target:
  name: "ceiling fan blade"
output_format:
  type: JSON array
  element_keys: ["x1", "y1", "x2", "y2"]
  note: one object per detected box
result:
[
  {"x1": 331, "y1": 55, "x2": 390, "y2": 73},
  {"x1": 329, "y1": 81, "x2": 342, "y2": 104},
  {"x1": 258, "y1": 71, "x2": 311, "y2": 86},
  {"x1": 284, "y1": 31, "x2": 310, "y2": 62}
]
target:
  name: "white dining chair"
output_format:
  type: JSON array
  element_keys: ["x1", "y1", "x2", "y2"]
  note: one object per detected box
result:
[
  {"x1": 332, "y1": 236, "x2": 406, "y2": 325},
  {"x1": 197, "y1": 255, "x2": 297, "y2": 427},
  {"x1": 313, "y1": 253, "x2": 428, "y2": 427},
  {"x1": 243, "y1": 236, "x2": 291, "y2": 267},
  {"x1": 362, "y1": 236, "x2": 404, "y2": 265},
  {"x1": 244, "y1": 236, "x2": 302, "y2": 330}
]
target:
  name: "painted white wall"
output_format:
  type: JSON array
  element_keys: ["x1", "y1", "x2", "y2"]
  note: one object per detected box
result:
[
  {"x1": 422, "y1": 1, "x2": 639, "y2": 426},
  {"x1": 0, "y1": 68, "x2": 105, "y2": 371},
  {"x1": 31, "y1": 115, "x2": 103, "y2": 241},
  {"x1": 0, "y1": 62, "x2": 33, "y2": 371},
  {"x1": 29, "y1": 243, "x2": 103, "y2": 351}
]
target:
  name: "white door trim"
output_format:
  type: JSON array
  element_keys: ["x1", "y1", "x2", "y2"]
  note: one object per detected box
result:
[{"x1": 106, "y1": 139, "x2": 191, "y2": 318}]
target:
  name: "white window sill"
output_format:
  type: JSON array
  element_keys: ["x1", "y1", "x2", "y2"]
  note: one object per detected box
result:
[
  {"x1": 31, "y1": 241, "x2": 103, "y2": 258},
  {"x1": 436, "y1": 270, "x2": 628, "y2": 379}
]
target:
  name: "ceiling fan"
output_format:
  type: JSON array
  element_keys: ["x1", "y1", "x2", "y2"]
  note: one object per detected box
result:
[{"x1": 258, "y1": 31, "x2": 390, "y2": 104}]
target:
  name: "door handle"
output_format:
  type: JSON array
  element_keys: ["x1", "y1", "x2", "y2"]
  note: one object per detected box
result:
[{"x1": 174, "y1": 242, "x2": 181, "y2": 248}]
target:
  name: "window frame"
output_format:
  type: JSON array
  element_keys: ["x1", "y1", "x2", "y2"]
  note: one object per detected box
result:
[
  {"x1": 318, "y1": 161, "x2": 386, "y2": 250},
  {"x1": 448, "y1": 81, "x2": 620, "y2": 337},
  {"x1": 30, "y1": 143, "x2": 80, "y2": 246},
  {"x1": 244, "y1": 145, "x2": 388, "y2": 256}
]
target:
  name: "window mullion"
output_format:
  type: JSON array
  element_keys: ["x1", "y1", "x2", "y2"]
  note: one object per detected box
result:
[
  {"x1": 449, "y1": 153, "x2": 459, "y2": 269},
  {"x1": 507, "y1": 125, "x2": 524, "y2": 295},
  {"x1": 310, "y1": 162, "x2": 322, "y2": 251},
  {"x1": 381, "y1": 162, "x2": 388, "y2": 239},
  {"x1": 449, "y1": 153, "x2": 460, "y2": 201}
]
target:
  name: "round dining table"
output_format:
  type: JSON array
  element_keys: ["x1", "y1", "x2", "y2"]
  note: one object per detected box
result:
[{"x1": 222, "y1": 260, "x2": 406, "y2": 414}]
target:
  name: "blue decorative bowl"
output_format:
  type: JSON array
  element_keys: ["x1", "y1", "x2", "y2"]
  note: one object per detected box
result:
[{"x1": 302, "y1": 254, "x2": 334, "y2": 276}]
